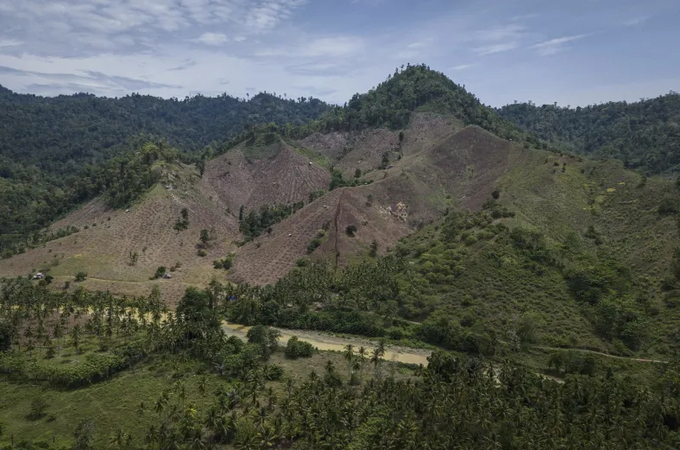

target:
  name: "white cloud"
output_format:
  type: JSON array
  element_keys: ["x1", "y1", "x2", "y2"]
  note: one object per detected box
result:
[
  {"x1": 245, "y1": 0, "x2": 309, "y2": 31},
  {"x1": 623, "y1": 16, "x2": 651, "y2": 26},
  {"x1": 0, "y1": 39, "x2": 22, "y2": 47},
  {"x1": 470, "y1": 23, "x2": 527, "y2": 56},
  {"x1": 196, "y1": 32, "x2": 228, "y2": 46},
  {"x1": 449, "y1": 64, "x2": 473, "y2": 71},
  {"x1": 474, "y1": 42, "x2": 518, "y2": 56},
  {"x1": 532, "y1": 34, "x2": 588, "y2": 56},
  {"x1": 256, "y1": 36, "x2": 364, "y2": 58},
  {"x1": 475, "y1": 24, "x2": 525, "y2": 43}
]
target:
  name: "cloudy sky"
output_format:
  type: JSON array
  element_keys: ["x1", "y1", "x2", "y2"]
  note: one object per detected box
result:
[{"x1": 0, "y1": 0, "x2": 678, "y2": 106}]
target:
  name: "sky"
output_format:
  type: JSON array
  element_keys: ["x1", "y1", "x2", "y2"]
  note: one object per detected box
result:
[{"x1": 0, "y1": 0, "x2": 678, "y2": 107}]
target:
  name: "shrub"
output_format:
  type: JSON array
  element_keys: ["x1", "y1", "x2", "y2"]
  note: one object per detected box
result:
[
  {"x1": 285, "y1": 336, "x2": 315, "y2": 359},
  {"x1": 659, "y1": 198, "x2": 679, "y2": 215},
  {"x1": 74, "y1": 272, "x2": 87, "y2": 282},
  {"x1": 346, "y1": 224, "x2": 357, "y2": 236},
  {"x1": 197, "y1": 249, "x2": 207, "y2": 257},
  {"x1": 307, "y1": 238, "x2": 322, "y2": 254},
  {"x1": 664, "y1": 291, "x2": 680, "y2": 308},
  {"x1": 213, "y1": 254, "x2": 234, "y2": 270},
  {"x1": 151, "y1": 266, "x2": 166, "y2": 280},
  {"x1": 28, "y1": 398, "x2": 48, "y2": 420},
  {"x1": 295, "y1": 258, "x2": 309, "y2": 267},
  {"x1": 387, "y1": 328, "x2": 403, "y2": 340},
  {"x1": 0, "y1": 320, "x2": 12, "y2": 352},
  {"x1": 369, "y1": 240, "x2": 378, "y2": 257}
]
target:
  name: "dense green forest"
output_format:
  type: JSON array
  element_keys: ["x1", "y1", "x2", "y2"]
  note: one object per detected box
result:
[
  {"x1": 0, "y1": 86, "x2": 329, "y2": 175},
  {"x1": 498, "y1": 93, "x2": 680, "y2": 175}
]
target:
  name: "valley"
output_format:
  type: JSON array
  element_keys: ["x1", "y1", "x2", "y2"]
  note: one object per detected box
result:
[{"x1": 1, "y1": 65, "x2": 680, "y2": 449}]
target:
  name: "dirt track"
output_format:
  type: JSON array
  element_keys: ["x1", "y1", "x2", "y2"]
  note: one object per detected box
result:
[{"x1": 222, "y1": 322, "x2": 432, "y2": 366}]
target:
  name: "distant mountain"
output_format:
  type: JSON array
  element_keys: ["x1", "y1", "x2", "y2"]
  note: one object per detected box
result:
[
  {"x1": 498, "y1": 93, "x2": 680, "y2": 175},
  {"x1": 0, "y1": 87, "x2": 330, "y2": 175}
]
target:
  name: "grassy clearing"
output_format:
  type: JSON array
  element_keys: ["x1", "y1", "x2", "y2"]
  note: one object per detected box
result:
[
  {"x1": 0, "y1": 356, "x2": 224, "y2": 447},
  {"x1": 0, "y1": 342, "x2": 411, "y2": 447}
]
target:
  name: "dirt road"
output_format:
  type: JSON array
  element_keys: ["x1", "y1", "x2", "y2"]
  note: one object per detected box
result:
[{"x1": 222, "y1": 322, "x2": 431, "y2": 366}]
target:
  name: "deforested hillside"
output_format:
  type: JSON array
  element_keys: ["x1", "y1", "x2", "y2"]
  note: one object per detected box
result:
[
  {"x1": 223, "y1": 141, "x2": 680, "y2": 360},
  {"x1": 0, "y1": 89, "x2": 330, "y2": 256},
  {"x1": 0, "y1": 159, "x2": 239, "y2": 305},
  {"x1": 206, "y1": 139, "x2": 330, "y2": 212},
  {"x1": 227, "y1": 123, "x2": 514, "y2": 284},
  {"x1": 3, "y1": 65, "x2": 680, "y2": 357}
]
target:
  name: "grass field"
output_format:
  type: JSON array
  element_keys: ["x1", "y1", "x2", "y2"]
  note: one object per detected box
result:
[{"x1": 0, "y1": 337, "x2": 414, "y2": 447}]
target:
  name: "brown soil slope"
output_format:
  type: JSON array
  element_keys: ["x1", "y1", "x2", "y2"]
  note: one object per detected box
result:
[
  {"x1": 206, "y1": 140, "x2": 330, "y2": 212},
  {"x1": 0, "y1": 115, "x2": 515, "y2": 294},
  {"x1": 0, "y1": 164, "x2": 237, "y2": 305},
  {"x1": 229, "y1": 125, "x2": 515, "y2": 284}
]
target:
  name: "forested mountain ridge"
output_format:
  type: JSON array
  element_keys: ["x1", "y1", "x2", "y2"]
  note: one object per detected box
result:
[
  {"x1": 0, "y1": 87, "x2": 330, "y2": 175},
  {"x1": 217, "y1": 64, "x2": 534, "y2": 148},
  {"x1": 498, "y1": 93, "x2": 680, "y2": 175}
]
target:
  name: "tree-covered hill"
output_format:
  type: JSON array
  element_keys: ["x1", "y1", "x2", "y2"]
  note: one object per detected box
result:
[
  {"x1": 0, "y1": 87, "x2": 330, "y2": 175},
  {"x1": 219, "y1": 64, "x2": 537, "y2": 152},
  {"x1": 498, "y1": 93, "x2": 680, "y2": 175},
  {"x1": 318, "y1": 64, "x2": 523, "y2": 137}
]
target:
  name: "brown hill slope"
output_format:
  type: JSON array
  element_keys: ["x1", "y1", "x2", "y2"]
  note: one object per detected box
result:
[
  {"x1": 228, "y1": 124, "x2": 515, "y2": 284},
  {"x1": 0, "y1": 163, "x2": 238, "y2": 305},
  {"x1": 206, "y1": 140, "x2": 330, "y2": 212},
  {"x1": 0, "y1": 114, "x2": 524, "y2": 294}
]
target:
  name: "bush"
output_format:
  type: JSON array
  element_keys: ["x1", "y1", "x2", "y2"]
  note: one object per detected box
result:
[
  {"x1": 307, "y1": 238, "x2": 322, "y2": 254},
  {"x1": 346, "y1": 224, "x2": 357, "y2": 236},
  {"x1": 285, "y1": 336, "x2": 315, "y2": 359},
  {"x1": 387, "y1": 328, "x2": 404, "y2": 340},
  {"x1": 197, "y1": 249, "x2": 207, "y2": 257},
  {"x1": 213, "y1": 254, "x2": 234, "y2": 270},
  {"x1": 74, "y1": 272, "x2": 87, "y2": 282},
  {"x1": 664, "y1": 290, "x2": 680, "y2": 308},
  {"x1": 28, "y1": 398, "x2": 48, "y2": 420},
  {"x1": 295, "y1": 258, "x2": 309, "y2": 267},
  {"x1": 0, "y1": 320, "x2": 12, "y2": 352},
  {"x1": 659, "y1": 198, "x2": 679, "y2": 215},
  {"x1": 369, "y1": 240, "x2": 378, "y2": 257},
  {"x1": 151, "y1": 266, "x2": 166, "y2": 280}
]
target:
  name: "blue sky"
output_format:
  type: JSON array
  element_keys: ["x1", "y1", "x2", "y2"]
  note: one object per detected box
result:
[{"x1": 0, "y1": 0, "x2": 678, "y2": 106}]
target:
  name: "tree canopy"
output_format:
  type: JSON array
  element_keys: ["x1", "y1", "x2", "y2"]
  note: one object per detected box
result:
[{"x1": 499, "y1": 93, "x2": 680, "y2": 175}]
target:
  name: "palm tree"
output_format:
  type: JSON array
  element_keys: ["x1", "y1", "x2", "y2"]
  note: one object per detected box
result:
[
  {"x1": 110, "y1": 429, "x2": 129, "y2": 449},
  {"x1": 198, "y1": 375, "x2": 207, "y2": 397},
  {"x1": 70, "y1": 323, "x2": 81, "y2": 353},
  {"x1": 371, "y1": 348, "x2": 383, "y2": 380},
  {"x1": 344, "y1": 344, "x2": 354, "y2": 378}
]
